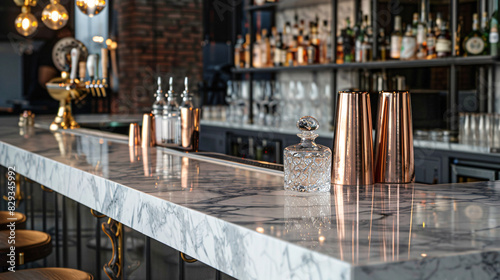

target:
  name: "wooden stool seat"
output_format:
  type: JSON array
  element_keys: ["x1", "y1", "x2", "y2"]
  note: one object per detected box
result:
[
  {"x1": 0, "y1": 230, "x2": 52, "y2": 265},
  {"x1": 0, "y1": 211, "x2": 26, "y2": 230},
  {"x1": 0, "y1": 267, "x2": 93, "y2": 279}
]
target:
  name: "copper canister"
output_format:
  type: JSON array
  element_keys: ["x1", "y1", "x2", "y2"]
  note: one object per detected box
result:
[
  {"x1": 141, "y1": 113, "x2": 156, "y2": 148},
  {"x1": 180, "y1": 108, "x2": 200, "y2": 151},
  {"x1": 331, "y1": 91, "x2": 374, "y2": 185},
  {"x1": 374, "y1": 91, "x2": 414, "y2": 183}
]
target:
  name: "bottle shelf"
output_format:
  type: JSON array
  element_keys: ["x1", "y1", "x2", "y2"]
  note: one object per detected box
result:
[
  {"x1": 245, "y1": 3, "x2": 278, "y2": 11},
  {"x1": 231, "y1": 55, "x2": 499, "y2": 73}
]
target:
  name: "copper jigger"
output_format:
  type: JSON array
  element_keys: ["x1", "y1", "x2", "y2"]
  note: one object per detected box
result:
[
  {"x1": 129, "y1": 123, "x2": 141, "y2": 147},
  {"x1": 374, "y1": 91, "x2": 414, "y2": 183},
  {"x1": 141, "y1": 114, "x2": 156, "y2": 148},
  {"x1": 331, "y1": 91, "x2": 374, "y2": 185}
]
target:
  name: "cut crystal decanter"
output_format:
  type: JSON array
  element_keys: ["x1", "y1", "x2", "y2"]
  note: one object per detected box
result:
[{"x1": 284, "y1": 116, "x2": 332, "y2": 192}]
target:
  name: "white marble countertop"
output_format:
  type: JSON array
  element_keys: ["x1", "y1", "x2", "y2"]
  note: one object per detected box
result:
[
  {"x1": 202, "y1": 120, "x2": 500, "y2": 156},
  {"x1": 2, "y1": 116, "x2": 500, "y2": 279}
]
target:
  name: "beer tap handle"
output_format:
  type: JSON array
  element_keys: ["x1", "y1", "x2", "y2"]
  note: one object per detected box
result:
[
  {"x1": 100, "y1": 48, "x2": 108, "y2": 97},
  {"x1": 87, "y1": 55, "x2": 96, "y2": 96},
  {"x1": 70, "y1": 48, "x2": 80, "y2": 82},
  {"x1": 79, "y1": 61, "x2": 86, "y2": 81}
]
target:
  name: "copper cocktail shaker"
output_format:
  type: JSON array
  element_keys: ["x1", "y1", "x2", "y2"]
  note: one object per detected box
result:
[
  {"x1": 141, "y1": 113, "x2": 156, "y2": 148},
  {"x1": 374, "y1": 91, "x2": 414, "y2": 183},
  {"x1": 331, "y1": 91, "x2": 374, "y2": 185}
]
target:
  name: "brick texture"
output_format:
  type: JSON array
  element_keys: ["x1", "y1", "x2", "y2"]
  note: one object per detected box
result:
[{"x1": 113, "y1": 0, "x2": 203, "y2": 113}]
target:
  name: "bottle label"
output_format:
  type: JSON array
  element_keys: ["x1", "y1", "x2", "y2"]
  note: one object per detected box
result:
[
  {"x1": 436, "y1": 38, "x2": 451, "y2": 52},
  {"x1": 355, "y1": 40, "x2": 362, "y2": 62},
  {"x1": 400, "y1": 37, "x2": 416, "y2": 59},
  {"x1": 490, "y1": 31, "x2": 499, "y2": 44},
  {"x1": 390, "y1": 35, "x2": 402, "y2": 58},
  {"x1": 465, "y1": 37, "x2": 485, "y2": 55},
  {"x1": 427, "y1": 36, "x2": 436, "y2": 51},
  {"x1": 297, "y1": 47, "x2": 304, "y2": 64},
  {"x1": 274, "y1": 49, "x2": 281, "y2": 65},
  {"x1": 417, "y1": 25, "x2": 426, "y2": 45}
]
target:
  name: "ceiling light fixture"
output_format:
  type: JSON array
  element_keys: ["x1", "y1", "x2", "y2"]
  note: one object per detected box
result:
[
  {"x1": 76, "y1": 0, "x2": 107, "y2": 18},
  {"x1": 41, "y1": 0, "x2": 69, "y2": 30}
]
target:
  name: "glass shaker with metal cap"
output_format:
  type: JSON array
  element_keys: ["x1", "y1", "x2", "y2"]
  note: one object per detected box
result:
[
  {"x1": 162, "y1": 77, "x2": 181, "y2": 145},
  {"x1": 152, "y1": 77, "x2": 166, "y2": 145}
]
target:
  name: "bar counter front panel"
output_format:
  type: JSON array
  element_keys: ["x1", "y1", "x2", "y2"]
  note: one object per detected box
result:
[{"x1": 1, "y1": 116, "x2": 500, "y2": 279}]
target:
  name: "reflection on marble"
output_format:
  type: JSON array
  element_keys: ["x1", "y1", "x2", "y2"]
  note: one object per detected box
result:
[{"x1": 1, "y1": 116, "x2": 500, "y2": 279}]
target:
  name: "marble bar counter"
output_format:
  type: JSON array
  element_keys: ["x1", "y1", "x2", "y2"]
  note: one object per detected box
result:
[
  {"x1": 201, "y1": 120, "x2": 500, "y2": 156},
  {"x1": 1, "y1": 116, "x2": 500, "y2": 279}
]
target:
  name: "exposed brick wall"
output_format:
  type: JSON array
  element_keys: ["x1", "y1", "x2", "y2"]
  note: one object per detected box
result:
[{"x1": 114, "y1": 0, "x2": 203, "y2": 113}]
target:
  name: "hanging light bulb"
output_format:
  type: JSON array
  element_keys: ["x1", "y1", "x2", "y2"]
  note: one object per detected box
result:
[
  {"x1": 76, "y1": 0, "x2": 106, "y2": 18},
  {"x1": 14, "y1": 5, "x2": 38, "y2": 36},
  {"x1": 41, "y1": 0, "x2": 69, "y2": 30}
]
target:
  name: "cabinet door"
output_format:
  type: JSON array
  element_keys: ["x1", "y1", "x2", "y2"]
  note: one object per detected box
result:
[
  {"x1": 415, "y1": 158, "x2": 441, "y2": 184},
  {"x1": 451, "y1": 164, "x2": 497, "y2": 183}
]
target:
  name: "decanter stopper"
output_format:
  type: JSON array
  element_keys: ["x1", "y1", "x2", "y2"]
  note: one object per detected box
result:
[{"x1": 297, "y1": 116, "x2": 319, "y2": 131}]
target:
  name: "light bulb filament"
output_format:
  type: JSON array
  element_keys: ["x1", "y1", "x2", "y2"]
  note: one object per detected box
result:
[{"x1": 22, "y1": 18, "x2": 30, "y2": 30}]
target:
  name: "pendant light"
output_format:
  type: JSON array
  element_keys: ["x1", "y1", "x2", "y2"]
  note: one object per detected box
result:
[
  {"x1": 14, "y1": 4, "x2": 38, "y2": 36},
  {"x1": 76, "y1": 0, "x2": 106, "y2": 18},
  {"x1": 41, "y1": 0, "x2": 69, "y2": 30}
]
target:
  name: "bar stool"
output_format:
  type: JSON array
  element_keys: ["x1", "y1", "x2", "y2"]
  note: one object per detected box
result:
[
  {"x1": 0, "y1": 211, "x2": 26, "y2": 230},
  {"x1": 0, "y1": 267, "x2": 93, "y2": 279},
  {"x1": 0, "y1": 230, "x2": 52, "y2": 266}
]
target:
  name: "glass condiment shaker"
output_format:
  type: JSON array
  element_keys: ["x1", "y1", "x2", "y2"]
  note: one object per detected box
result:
[
  {"x1": 162, "y1": 77, "x2": 181, "y2": 145},
  {"x1": 152, "y1": 77, "x2": 166, "y2": 145},
  {"x1": 284, "y1": 116, "x2": 332, "y2": 192}
]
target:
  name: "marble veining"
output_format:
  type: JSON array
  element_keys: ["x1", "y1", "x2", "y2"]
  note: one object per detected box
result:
[{"x1": 1, "y1": 116, "x2": 500, "y2": 279}]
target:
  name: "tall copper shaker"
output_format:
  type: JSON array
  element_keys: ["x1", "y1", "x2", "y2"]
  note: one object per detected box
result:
[
  {"x1": 180, "y1": 107, "x2": 200, "y2": 151},
  {"x1": 374, "y1": 91, "x2": 414, "y2": 183},
  {"x1": 331, "y1": 91, "x2": 374, "y2": 185}
]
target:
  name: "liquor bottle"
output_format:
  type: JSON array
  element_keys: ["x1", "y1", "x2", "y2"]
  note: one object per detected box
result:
[
  {"x1": 435, "y1": 13, "x2": 443, "y2": 36},
  {"x1": 310, "y1": 22, "x2": 320, "y2": 63},
  {"x1": 260, "y1": 29, "x2": 271, "y2": 67},
  {"x1": 286, "y1": 35, "x2": 298, "y2": 66},
  {"x1": 283, "y1": 116, "x2": 331, "y2": 193},
  {"x1": 456, "y1": 16, "x2": 464, "y2": 56},
  {"x1": 412, "y1": 13, "x2": 419, "y2": 36},
  {"x1": 152, "y1": 77, "x2": 166, "y2": 145},
  {"x1": 162, "y1": 77, "x2": 181, "y2": 145},
  {"x1": 284, "y1": 22, "x2": 292, "y2": 47},
  {"x1": 390, "y1": 16, "x2": 403, "y2": 59},
  {"x1": 463, "y1": 13, "x2": 487, "y2": 56},
  {"x1": 378, "y1": 28, "x2": 388, "y2": 61},
  {"x1": 416, "y1": 0, "x2": 427, "y2": 59},
  {"x1": 280, "y1": 33, "x2": 288, "y2": 66},
  {"x1": 400, "y1": 24, "x2": 416, "y2": 60},
  {"x1": 292, "y1": 13, "x2": 299, "y2": 38},
  {"x1": 354, "y1": 16, "x2": 363, "y2": 62},
  {"x1": 491, "y1": 2, "x2": 499, "y2": 56},
  {"x1": 296, "y1": 32, "x2": 307, "y2": 65},
  {"x1": 244, "y1": 33, "x2": 251, "y2": 68},
  {"x1": 342, "y1": 18, "x2": 355, "y2": 63},
  {"x1": 336, "y1": 31, "x2": 344, "y2": 64},
  {"x1": 234, "y1": 35, "x2": 244, "y2": 68},
  {"x1": 253, "y1": 33, "x2": 262, "y2": 68},
  {"x1": 270, "y1": 27, "x2": 277, "y2": 66},
  {"x1": 436, "y1": 21, "x2": 451, "y2": 57},
  {"x1": 307, "y1": 35, "x2": 317, "y2": 64},
  {"x1": 481, "y1": 12, "x2": 490, "y2": 54},
  {"x1": 274, "y1": 32, "x2": 283, "y2": 67},
  {"x1": 320, "y1": 20, "x2": 331, "y2": 63},
  {"x1": 362, "y1": 15, "x2": 373, "y2": 62},
  {"x1": 426, "y1": 13, "x2": 437, "y2": 59}
]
